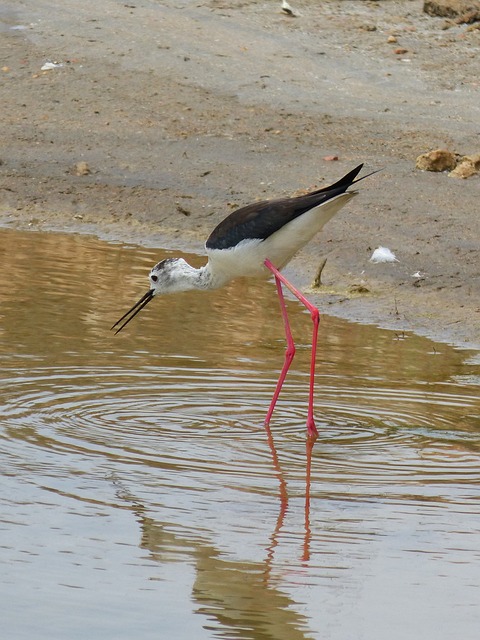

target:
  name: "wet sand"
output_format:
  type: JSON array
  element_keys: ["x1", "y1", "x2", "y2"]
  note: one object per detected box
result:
[{"x1": 1, "y1": 0, "x2": 479, "y2": 348}]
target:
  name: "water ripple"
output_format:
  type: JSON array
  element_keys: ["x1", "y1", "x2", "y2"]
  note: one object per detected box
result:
[{"x1": 2, "y1": 362, "x2": 479, "y2": 502}]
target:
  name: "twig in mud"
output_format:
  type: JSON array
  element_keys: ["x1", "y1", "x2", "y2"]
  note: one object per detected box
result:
[
  {"x1": 312, "y1": 257, "x2": 327, "y2": 288},
  {"x1": 394, "y1": 296, "x2": 400, "y2": 317}
]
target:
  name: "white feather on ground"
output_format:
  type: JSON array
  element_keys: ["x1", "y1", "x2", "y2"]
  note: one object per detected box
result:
[{"x1": 370, "y1": 247, "x2": 399, "y2": 263}]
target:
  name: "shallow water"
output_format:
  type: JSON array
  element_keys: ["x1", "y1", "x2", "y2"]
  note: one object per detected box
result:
[{"x1": 1, "y1": 227, "x2": 479, "y2": 640}]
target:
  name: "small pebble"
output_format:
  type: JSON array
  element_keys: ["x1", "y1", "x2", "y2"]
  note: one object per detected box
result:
[{"x1": 72, "y1": 161, "x2": 91, "y2": 176}]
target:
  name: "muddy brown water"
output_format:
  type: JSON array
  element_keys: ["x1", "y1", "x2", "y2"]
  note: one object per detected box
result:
[{"x1": 1, "y1": 227, "x2": 479, "y2": 639}]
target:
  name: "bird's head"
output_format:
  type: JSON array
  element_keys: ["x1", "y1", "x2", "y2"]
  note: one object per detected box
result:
[
  {"x1": 111, "y1": 258, "x2": 192, "y2": 334},
  {"x1": 148, "y1": 257, "x2": 191, "y2": 294}
]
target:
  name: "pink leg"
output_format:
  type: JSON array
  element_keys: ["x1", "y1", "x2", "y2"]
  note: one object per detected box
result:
[
  {"x1": 264, "y1": 259, "x2": 320, "y2": 439},
  {"x1": 264, "y1": 274, "x2": 296, "y2": 427}
]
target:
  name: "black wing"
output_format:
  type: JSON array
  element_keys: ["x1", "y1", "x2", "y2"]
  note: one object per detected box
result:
[{"x1": 206, "y1": 164, "x2": 364, "y2": 251}]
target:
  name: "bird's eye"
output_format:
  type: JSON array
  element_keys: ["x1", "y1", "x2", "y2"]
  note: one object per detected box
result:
[{"x1": 151, "y1": 274, "x2": 158, "y2": 283}]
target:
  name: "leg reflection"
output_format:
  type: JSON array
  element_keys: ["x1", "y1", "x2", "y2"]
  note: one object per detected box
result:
[
  {"x1": 264, "y1": 424, "x2": 316, "y2": 577},
  {"x1": 263, "y1": 421, "x2": 289, "y2": 582},
  {"x1": 302, "y1": 436, "x2": 315, "y2": 562}
]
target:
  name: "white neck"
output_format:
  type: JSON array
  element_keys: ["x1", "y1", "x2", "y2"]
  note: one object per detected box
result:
[{"x1": 185, "y1": 263, "x2": 216, "y2": 290}]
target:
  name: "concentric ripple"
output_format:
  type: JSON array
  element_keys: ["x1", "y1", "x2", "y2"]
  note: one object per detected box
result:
[
  {"x1": 2, "y1": 356, "x2": 479, "y2": 503},
  {"x1": 1, "y1": 226, "x2": 479, "y2": 506}
]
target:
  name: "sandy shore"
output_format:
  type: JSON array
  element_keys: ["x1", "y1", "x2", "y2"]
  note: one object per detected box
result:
[{"x1": 1, "y1": 0, "x2": 479, "y2": 349}]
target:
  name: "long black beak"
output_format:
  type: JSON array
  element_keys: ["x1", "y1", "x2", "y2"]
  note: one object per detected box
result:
[{"x1": 111, "y1": 289, "x2": 155, "y2": 334}]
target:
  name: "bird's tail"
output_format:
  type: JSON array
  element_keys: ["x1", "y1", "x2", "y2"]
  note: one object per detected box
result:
[{"x1": 310, "y1": 164, "x2": 381, "y2": 197}]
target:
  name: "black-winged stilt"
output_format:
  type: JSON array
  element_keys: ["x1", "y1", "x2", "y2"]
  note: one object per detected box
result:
[{"x1": 112, "y1": 164, "x2": 372, "y2": 438}]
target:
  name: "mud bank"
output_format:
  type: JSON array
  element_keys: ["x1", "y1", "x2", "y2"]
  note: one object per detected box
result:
[{"x1": 1, "y1": 0, "x2": 479, "y2": 348}]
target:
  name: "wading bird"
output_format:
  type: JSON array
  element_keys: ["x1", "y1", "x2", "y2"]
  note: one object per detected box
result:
[{"x1": 112, "y1": 164, "x2": 372, "y2": 438}]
